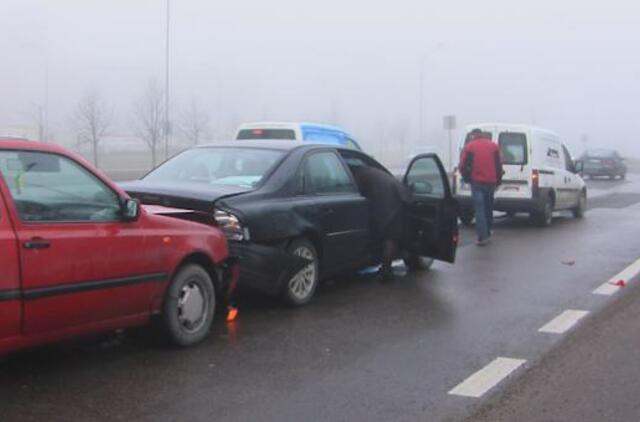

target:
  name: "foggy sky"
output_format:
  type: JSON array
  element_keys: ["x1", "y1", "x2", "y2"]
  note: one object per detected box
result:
[{"x1": 2, "y1": 0, "x2": 640, "y2": 160}]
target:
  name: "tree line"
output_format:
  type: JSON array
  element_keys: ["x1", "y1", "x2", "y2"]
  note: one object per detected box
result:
[{"x1": 74, "y1": 80, "x2": 210, "y2": 168}]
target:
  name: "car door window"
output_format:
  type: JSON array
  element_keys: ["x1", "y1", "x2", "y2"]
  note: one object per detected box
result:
[
  {"x1": 405, "y1": 156, "x2": 447, "y2": 198},
  {"x1": 0, "y1": 151, "x2": 120, "y2": 222},
  {"x1": 303, "y1": 152, "x2": 357, "y2": 194}
]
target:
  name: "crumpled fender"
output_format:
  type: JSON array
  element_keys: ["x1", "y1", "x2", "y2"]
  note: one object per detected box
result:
[{"x1": 228, "y1": 241, "x2": 312, "y2": 295}]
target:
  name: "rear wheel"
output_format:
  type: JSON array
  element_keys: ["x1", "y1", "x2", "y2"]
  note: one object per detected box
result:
[
  {"x1": 403, "y1": 255, "x2": 434, "y2": 272},
  {"x1": 572, "y1": 191, "x2": 586, "y2": 218},
  {"x1": 621, "y1": 173, "x2": 627, "y2": 180},
  {"x1": 161, "y1": 264, "x2": 216, "y2": 347},
  {"x1": 459, "y1": 208, "x2": 474, "y2": 226},
  {"x1": 282, "y1": 238, "x2": 319, "y2": 307},
  {"x1": 532, "y1": 197, "x2": 553, "y2": 227}
]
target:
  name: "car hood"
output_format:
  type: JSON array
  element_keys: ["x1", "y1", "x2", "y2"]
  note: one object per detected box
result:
[{"x1": 120, "y1": 180, "x2": 252, "y2": 211}]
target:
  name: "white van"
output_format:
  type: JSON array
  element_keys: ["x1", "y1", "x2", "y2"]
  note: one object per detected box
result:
[{"x1": 453, "y1": 123, "x2": 587, "y2": 226}]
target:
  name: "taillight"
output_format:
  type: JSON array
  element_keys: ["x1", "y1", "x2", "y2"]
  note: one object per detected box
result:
[{"x1": 532, "y1": 169, "x2": 540, "y2": 190}]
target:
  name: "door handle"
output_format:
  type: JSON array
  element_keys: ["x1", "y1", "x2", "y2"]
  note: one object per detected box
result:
[{"x1": 23, "y1": 238, "x2": 51, "y2": 250}]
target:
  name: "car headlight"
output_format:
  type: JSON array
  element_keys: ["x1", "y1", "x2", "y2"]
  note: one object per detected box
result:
[{"x1": 213, "y1": 209, "x2": 250, "y2": 241}]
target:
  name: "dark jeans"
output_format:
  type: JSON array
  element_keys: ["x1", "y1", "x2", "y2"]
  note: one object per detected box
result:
[{"x1": 471, "y1": 183, "x2": 496, "y2": 241}]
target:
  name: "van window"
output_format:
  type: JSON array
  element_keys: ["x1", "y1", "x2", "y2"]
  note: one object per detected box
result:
[
  {"x1": 498, "y1": 133, "x2": 528, "y2": 165},
  {"x1": 237, "y1": 129, "x2": 296, "y2": 140}
]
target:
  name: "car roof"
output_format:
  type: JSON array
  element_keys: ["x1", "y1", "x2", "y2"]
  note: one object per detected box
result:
[
  {"x1": 196, "y1": 139, "x2": 358, "y2": 152},
  {"x1": 0, "y1": 138, "x2": 72, "y2": 155}
]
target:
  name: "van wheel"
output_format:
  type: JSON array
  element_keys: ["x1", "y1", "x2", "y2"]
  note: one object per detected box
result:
[
  {"x1": 404, "y1": 255, "x2": 434, "y2": 272},
  {"x1": 161, "y1": 264, "x2": 216, "y2": 347},
  {"x1": 282, "y1": 238, "x2": 319, "y2": 307},
  {"x1": 460, "y1": 208, "x2": 474, "y2": 226},
  {"x1": 532, "y1": 198, "x2": 553, "y2": 227},
  {"x1": 573, "y1": 191, "x2": 586, "y2": 218}
]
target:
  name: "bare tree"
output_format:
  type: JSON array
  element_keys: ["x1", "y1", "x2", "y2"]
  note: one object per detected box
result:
[
  {"x1": 75, "y1": 91, "x2": 112, "y2": 167},
  {"x1": 180, "y1": 100, "x2": 210, "y2": 145},
  {"x1": 133, "y1": 81, "x2": 165, "y2": 167}
]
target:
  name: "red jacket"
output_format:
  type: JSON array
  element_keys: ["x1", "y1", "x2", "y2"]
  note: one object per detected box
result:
[{"x1": 460, "y1": 137, "x2": 503, "y2": 185}]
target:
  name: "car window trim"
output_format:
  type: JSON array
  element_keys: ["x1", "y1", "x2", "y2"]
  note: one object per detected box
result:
[
  {"x1": 0, "y1": 149, "x2": 125, "y2": 225},
  {"x1": 297, "y1": 148, "x2": 360, "y2": 196}
]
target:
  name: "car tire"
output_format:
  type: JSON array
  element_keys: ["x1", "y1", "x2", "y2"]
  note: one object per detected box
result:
[
  {"x1": 609, "y1": 174, "x2": 616, "y2": 180},
  {"x1": 403, "y1": 255, "x2": 434, "y2": 272},
  {"x1": 621, "y1": 173, "x2": 626, "y2": 180},
  {"x1": 161, "y1": 264, "x2": 216, "y2": 347},
  {"x1": 460, "y1": 208, "x2": 474, "y2": 226},
  {"x1": 572, "y1": 191, "x2": 586, "y2": 218},
  {"x1": 282, "y1": 238, "x2": 319, "y2": 307},
  {"x1": 532, "y1": 197, "x2": 553, "y2": 227}
]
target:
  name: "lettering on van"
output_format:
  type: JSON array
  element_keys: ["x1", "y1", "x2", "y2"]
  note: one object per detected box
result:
[{"x1": 547, "y1": 148, "x2": 560, "y2": 159}]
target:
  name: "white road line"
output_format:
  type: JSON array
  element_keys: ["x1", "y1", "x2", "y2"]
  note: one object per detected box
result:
[
  {"x1": 593, "y1": 257, "x2": 640, "y2": 296},
  {"x1": 538, "y1": 310, "x2": 589, "y2": 334},
  {"x1": 448, "y1": 357, "x2": 526, "y2": 398}
]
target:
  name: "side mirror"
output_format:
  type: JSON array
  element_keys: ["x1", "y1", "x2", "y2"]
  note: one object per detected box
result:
[
  {"x1": 121, "y1": 198, "x2": 141, "y2": 222},
  {"x1": 573, "y1": 160, "x2": 584, "y2": 174}
]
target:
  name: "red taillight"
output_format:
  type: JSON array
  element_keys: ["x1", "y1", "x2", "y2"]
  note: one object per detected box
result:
[{"x1": 532, "y1": 169, "x2": 540, "y2": 190}]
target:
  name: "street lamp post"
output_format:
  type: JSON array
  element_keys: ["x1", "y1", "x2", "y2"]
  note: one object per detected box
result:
[{"x1": 164, "y1": 0, "x2": 171, "y2": 159}]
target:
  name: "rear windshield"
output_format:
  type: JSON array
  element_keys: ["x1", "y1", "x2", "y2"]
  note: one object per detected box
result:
[
  {"x1": 237, "y1": 128, "x2": 296, "y2": 140},
  {"x1": 143, "y1": 147, "x2": 285, "y2": 188},
  {"x1": 498, "y1": 132, "x2": 528, "y2": 165}
]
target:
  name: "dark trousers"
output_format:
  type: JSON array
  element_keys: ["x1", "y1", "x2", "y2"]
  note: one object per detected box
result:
[{"x1": 471, "y1": 183, "x2": 496, "y2": 241}]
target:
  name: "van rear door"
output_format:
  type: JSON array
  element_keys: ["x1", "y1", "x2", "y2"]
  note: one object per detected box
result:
[{"x1": 497, "y1": 131, "x2": 531, "y2": 198}]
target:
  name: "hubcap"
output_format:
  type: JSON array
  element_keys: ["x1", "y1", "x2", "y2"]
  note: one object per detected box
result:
[
  {"x1": 177, "y1": 281, "x2": 208, "y2": 333},
  {"x1": 288, "y1": 246, "x2": 316, "y2": 300}
]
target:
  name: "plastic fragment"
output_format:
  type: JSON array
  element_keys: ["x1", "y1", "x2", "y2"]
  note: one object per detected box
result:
[{"x1": 226, "y1": 306, "x2": 238, "y2": 322}]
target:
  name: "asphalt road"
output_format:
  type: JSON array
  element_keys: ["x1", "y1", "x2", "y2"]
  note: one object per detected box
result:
[{"x1": 2, "y1": 176, "x2": 640, "y2": 422}]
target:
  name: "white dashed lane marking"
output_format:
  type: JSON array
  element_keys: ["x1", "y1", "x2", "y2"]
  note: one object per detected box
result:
[
  {"x1": 448, "y1": 357, "x2": 526, "y2": 398},
  {"x1": 538, "y1": 310, "x2": 589, "y2": 334},
  {"x1": 593, "y1": 257, "x2": 640, "y2": 296}
]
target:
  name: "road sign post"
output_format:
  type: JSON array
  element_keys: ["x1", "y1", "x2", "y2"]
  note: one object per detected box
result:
[{"x1": 443, "y1": 115, "x2": 457, "y2": 171}]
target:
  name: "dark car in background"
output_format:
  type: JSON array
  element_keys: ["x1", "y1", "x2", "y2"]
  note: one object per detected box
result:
[
  {"x1": 122, "y1": 141, "x2": 459, "y2": 306},
  {"x1": 580, "y1": 149, "x2": 627, "y2": 180}
]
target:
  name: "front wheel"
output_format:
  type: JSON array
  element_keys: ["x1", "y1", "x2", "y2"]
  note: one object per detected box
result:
[
  {"x1": 161, "y1": 264, "x2": 216, "y2": 347},
  {"x1": 572, "y1": 191, "x2": 587, "y2": 218},
  {"x1": 403, "y1": 255, "x2": 434, "y2": 272},
  {"x1": 282, "y1": 238, "x2": 319, "y2": 307}
]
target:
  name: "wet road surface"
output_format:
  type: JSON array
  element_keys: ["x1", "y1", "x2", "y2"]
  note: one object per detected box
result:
[{"x1": 2, "y1": 176, "x2": 640, "y2": 421}]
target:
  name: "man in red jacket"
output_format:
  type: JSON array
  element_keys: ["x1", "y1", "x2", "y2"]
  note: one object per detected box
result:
[{"x1": 459, "y1": 129, "x2": 503, "y2": 245}]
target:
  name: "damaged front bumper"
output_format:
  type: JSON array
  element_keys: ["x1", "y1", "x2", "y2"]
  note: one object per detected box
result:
[{"x1": 228, "y1": 241, "x2": 312, "y2": 296}]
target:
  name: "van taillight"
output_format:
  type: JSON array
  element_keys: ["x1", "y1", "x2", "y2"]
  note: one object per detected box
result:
[{"x1": 532, "y1": 169, "x2": 540, "y2": 190}]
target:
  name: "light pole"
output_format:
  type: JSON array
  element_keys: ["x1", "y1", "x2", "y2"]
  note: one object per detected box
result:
[
  {"x1": 164, "y1": 0, "x2": 171, "y2": 159},
  {"x1": 417, "y1": 43, "x2": 444, "y2": 146}
]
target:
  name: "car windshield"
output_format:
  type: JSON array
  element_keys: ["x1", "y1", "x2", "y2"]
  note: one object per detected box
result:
[{"x1": 143, "y1": 147, "x2": 285, "y2": 188}]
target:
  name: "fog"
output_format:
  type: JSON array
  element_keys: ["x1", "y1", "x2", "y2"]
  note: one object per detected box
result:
[{"x1": 2, "y1": 0, "x2": 640, "y2": 167}]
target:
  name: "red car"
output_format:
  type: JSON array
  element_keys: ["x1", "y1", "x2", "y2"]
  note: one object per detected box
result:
[{"x1": 0, "y1": 139, "x2": 237, "y2": 354}]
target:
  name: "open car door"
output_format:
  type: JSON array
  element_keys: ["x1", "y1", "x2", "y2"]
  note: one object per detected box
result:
[{"x1": 402, "y1": 154, "x2": 459, "y2": 263}]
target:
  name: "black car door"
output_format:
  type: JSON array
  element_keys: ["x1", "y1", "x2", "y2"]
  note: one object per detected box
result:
[
  {"x1": 302, "y1": 150, "x2": 370, "y2": 273},
  {"x1": 402, "y1": 154, "x2": 458, "y2": 263}
]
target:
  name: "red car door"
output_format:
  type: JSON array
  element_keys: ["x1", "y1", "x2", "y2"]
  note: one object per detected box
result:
[
  {"x1": 0, "y1": 188, "x2": 21, "y2": 341},
  {"x1": 0, "y1": 150, "x2": 165, "y2": 335}
]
